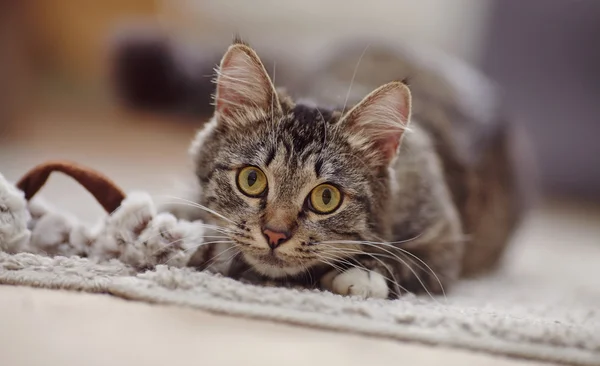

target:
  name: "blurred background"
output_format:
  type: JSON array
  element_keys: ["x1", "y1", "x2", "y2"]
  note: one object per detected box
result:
[{"x1": 0, "y1": 0, "x2": 599, "y2": 221}]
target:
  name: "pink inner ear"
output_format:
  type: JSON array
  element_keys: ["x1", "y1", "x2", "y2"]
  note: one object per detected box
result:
[
  {"x1": 216, "y1": 55, "x2": 250, "y2": 115},
  {"x1": 378, "y1": 132, "x2": 403, "y2": 161},
  {"x1": 348, "y1": 82, "x2": 411, "y2": 163},
  {"x1": 216, "y1": 54, "x2": 249, "y2": 116},
  {"x1": 214, "y1": 45, "x2": 276, "y2": 119}
]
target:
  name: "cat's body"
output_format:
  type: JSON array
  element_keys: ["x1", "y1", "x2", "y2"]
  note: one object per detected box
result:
[
  {"x1": 166, "y1": 40, "x2": 531, "y2": 299},
  {"x1": 301, "y1": 42, "x2": 532, "y2": 278}
]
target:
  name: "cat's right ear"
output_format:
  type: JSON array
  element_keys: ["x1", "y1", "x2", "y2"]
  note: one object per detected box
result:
[{"x1": 213, "y1": 43, "x2": 281, "y2": 126}]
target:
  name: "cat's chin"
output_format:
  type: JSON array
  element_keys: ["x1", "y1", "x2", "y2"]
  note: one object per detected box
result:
[{"x1": 242, "y1": 252, "x2": 308, "y2": 278}]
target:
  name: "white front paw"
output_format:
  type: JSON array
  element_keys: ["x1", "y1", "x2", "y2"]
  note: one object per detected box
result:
[{"x1": 326, "y1": 268, "x2": 389, "y2": 299}]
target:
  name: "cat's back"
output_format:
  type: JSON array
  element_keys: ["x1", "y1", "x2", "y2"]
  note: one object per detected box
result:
[{"x1": 410, "y1": 96, "x2": 532, "y2": 276}]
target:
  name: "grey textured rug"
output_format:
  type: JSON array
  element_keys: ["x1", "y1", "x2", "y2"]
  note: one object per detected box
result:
[{"x1": 1, "y1": 204, "x2": 599, "y2": 366}]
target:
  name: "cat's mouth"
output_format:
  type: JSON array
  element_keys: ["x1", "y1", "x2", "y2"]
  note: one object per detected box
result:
[
  {"x1": 241, "y1": 249, "x2": 315, "y2": 278},
  {"x1": 257, "y1": 251, "x2": 286, "y2": 266}
]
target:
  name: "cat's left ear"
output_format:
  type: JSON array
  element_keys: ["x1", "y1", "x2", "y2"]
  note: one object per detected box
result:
[
  {"x1": 214, "y1": 42, "x2": 281, "y2": 125},
  {"x1": 339, "y1": 81, "x2": 412, "y2": 165}
]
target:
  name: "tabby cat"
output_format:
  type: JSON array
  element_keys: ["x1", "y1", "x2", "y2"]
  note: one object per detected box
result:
[{"x1": 174, "y1": 40, "x2": 528, "y2": 299}]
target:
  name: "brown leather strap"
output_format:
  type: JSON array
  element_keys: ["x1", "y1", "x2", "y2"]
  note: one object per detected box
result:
[{"x1": 16, "y1": 161, "x2": 126, "y2": 214}]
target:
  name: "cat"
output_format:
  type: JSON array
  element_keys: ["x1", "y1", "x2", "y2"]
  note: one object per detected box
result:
[{"x1": 163, "y1": 39, "x2": 531, "y2": 299}]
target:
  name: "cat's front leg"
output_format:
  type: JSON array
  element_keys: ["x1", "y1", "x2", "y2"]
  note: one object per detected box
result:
[
  {"x1": 320, "y1": 240, "x2": 461, "y2": 300},
  {"x1": 320, "y1": 266, "x2": 390, "y2": 299}
]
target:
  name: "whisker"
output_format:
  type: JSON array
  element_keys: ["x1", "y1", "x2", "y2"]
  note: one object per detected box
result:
[
  {"x1": 320, "y1": 242, "x2": 427, "y2": 276},
  {"x1": 319, "y1": 233, "x2": 423, "y2": 246},
  {"x1": 156, "y1": 239, "x2": 235, "y2": 260},
  {"x1": 144, "y1": 207, "x2": 239, "y2": 235},
  {"x1": 316, "y1": 240, "x2": 443, "y2": 301},
  {"x1": 180, "y1": 240, "x2": 236, "y2": 256},
  {"x1": 318, "y1": 236, "x2": 429, "y2": 273},
  {"x1": 340, "y1": 44, "x2": 370, "y2": 117},
  {"x1": 314, "y1": 255, "x2": 347, "y2": 275},
  {"x1": 158, "y1": 195, "x2": 237, "y2": 225},
  {"x1": 202, "y1": 244, "x2": 241, "y2": 272},
  {"x1": 317, "y1": 238, "x2": 426, "y2": 275},
  {"x1": 346, "y1": 243, "x2": 440, "y2": 300},
  {"x1": 316, "y1": 251, "x2": 406, "y2": 298},
  {"x1": 316, "y1": 252, "x2": 405, "y2": 298},
  {"x1": 369, "y1": 240, "x2": 447, "y2": 301},
  {"x1": 140, "y1": 228, "x2": 229, "y2": 246},
  {"x1": 318, "y1": 246, "x2": 439, "y2": 300}
]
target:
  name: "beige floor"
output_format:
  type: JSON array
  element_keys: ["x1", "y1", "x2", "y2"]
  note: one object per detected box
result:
[
  {"x1": 0, "y1": 285, "x2": 552, "y2": 366},
  {"x1": 0, "y1": 104, "x2": 567, "y2": 366}
]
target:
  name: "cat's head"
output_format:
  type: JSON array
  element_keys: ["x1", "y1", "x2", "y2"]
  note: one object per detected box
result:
[{"x1": 191, "y1": 41, "x2": 412, "y2": 278}]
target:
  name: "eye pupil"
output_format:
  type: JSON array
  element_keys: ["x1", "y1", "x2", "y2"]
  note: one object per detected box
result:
[
  {"x1": 247, "y1": 171, "x2": 258, "y2": 186},
  {"x1": 322, "y1": 188, "x2": 332, "y2": 205}
]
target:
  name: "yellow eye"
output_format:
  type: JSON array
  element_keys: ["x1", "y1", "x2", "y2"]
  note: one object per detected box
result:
[
  {"x1": 309, "y1": 184, "x2": 342, "y2": 214},
  {"x1": 237, "y1": 166, "x2": 268, "y2": 197}
]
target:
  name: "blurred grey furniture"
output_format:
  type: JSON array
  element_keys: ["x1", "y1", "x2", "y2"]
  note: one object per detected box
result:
[{"x1": 482, "y1": 0, "x2": 600, "y2": 201}]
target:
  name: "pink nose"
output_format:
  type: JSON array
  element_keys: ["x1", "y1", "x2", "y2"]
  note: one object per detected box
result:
[{"x1": 262, "y1": 228, "x2": 290, "y2": 249}]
